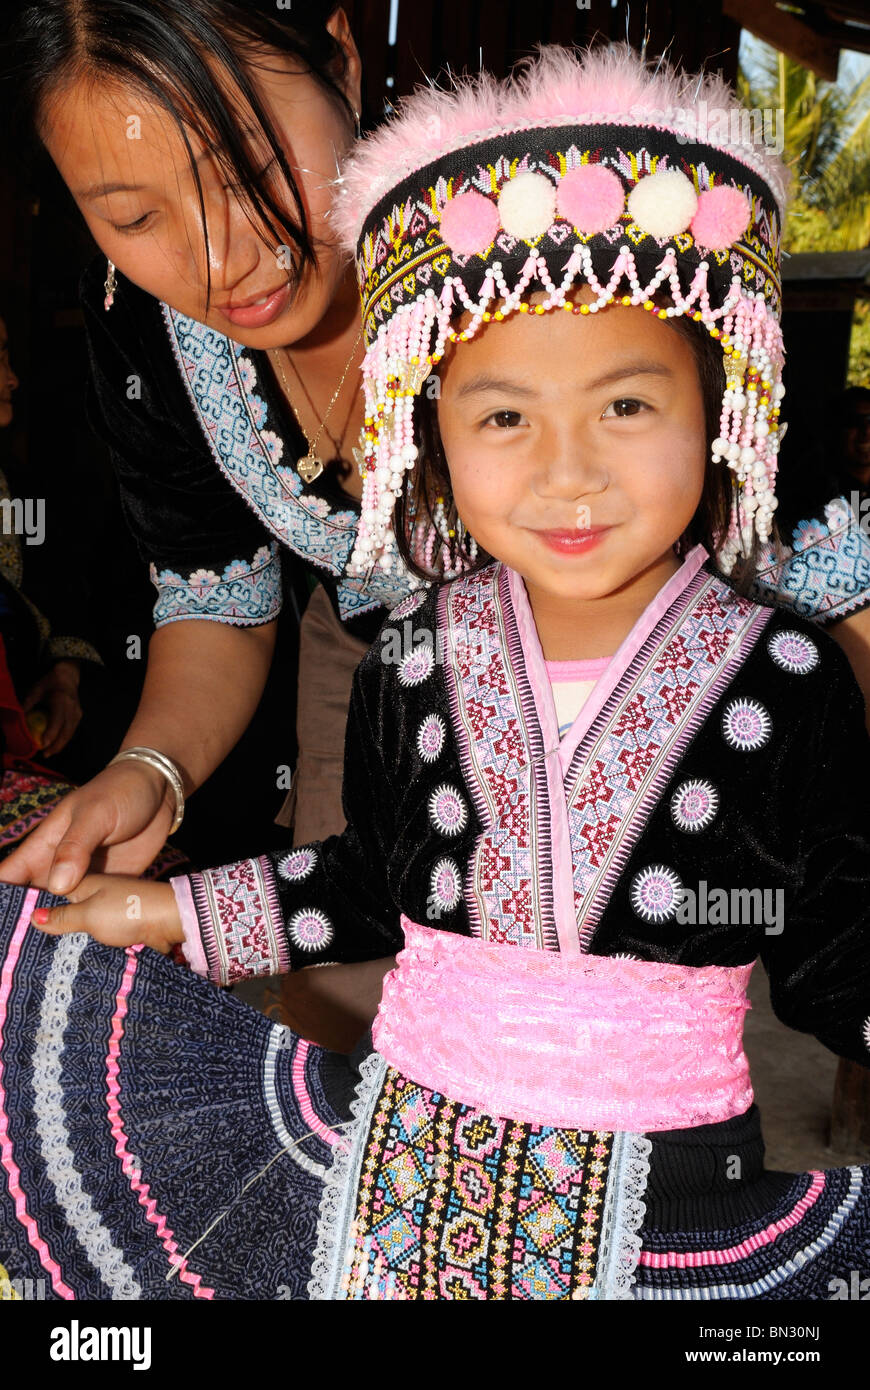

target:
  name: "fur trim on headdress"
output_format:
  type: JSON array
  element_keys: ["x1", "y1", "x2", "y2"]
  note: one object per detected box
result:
[{"x1": 334, "y1": 44, "x2": 790, "y2": 254}]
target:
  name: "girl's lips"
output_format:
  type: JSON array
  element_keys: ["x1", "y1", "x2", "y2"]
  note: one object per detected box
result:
[
  {"x1": 220, "y1": 283, "x2": 292, "y2": 328},
  {"x1": 532, "y1": 526, "x2": 612, "y2": 555}
]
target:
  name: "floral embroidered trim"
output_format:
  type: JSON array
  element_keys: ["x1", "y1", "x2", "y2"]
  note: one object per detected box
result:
[
  {"x1": 150, "y1": 543, "x2": 282, "y2": 628},
  {"x1": 288, "y1": 909, "x2": 333, "y2": 954},
  {"x1": 278, "y1": 847, "x2": 317, "y2": 883},
  {"x1": 766, "y1": 630, "x2": 819, "y2": 675},
  {"x1": 160, "y1": 306, "x2": 415, "y2": 621},
  {"x1": 721, "y1": 698, "x2": 772, "y2": 751},
  {"x1": 429, "y1": 857, "x2": 462, "y2": 911},
  {"x1": 428, "y1": 784, "x2": 468, "y2": 837},
  {"x1": 187, "y1": 855, "x2": 289, "y2": 986},
  {"x1": 416, "y1": 714, "x2": 446, "y2": 763},
  {"x1": 670, "y1": 778, "x2": 719, "y2": 833},
  {"x1": 630, "y1": 865, "x2": 684, "y2": 922}
]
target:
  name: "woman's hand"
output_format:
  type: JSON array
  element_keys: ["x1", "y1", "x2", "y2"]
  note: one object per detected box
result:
[
  {"x1": 30, "y1": 873, "x2": 184, "y2": 954},
  {"x1": 1, "y1": 759, "x2": 174, "y2": 895},
  {"x1": 23, "y1": 659, "x2": 83, "y2": 756}
]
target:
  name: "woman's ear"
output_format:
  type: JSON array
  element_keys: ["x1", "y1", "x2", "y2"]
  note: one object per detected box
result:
[{"x1": 326, "y1": 7, "x2": 362, "y2": 119}]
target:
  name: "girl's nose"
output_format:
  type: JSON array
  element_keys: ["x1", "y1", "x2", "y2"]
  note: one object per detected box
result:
[{"x1": 536, "y1": 434, "x2": 608, "y2": 502}]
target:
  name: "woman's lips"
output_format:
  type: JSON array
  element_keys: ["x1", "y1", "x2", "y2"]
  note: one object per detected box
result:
[
  {"x1": 220, "y1": 283, "x2": 292, "y2": 328},
  {"x1": 532, "y1": 526, "x2": 612, "y2": 555}
]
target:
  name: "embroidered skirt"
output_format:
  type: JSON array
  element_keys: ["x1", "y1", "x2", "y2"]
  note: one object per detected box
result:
[{"x1": 0, "y1": 883, "x2": 868, "y2": 1300}]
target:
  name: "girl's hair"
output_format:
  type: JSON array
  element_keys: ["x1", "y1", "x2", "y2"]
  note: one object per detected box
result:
[
  {"x1": 396, "y1": 294, "x2": 765, "y2": 592},
  {"x1": 7, "y1": 0, "x2": 353, "y2": 306}
]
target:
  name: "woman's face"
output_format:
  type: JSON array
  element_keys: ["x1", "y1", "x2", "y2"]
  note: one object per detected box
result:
[
  {"x1": 40, "y1": 18, "x2": 361, "y2": 348},
  {"x1": 436, "y1": 288, "x2": 708, "y2": 607}
]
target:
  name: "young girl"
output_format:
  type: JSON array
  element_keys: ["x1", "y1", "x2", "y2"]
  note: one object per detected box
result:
[{"x1": 2, "y1": 44, "x2": 870, "y2": 1302}]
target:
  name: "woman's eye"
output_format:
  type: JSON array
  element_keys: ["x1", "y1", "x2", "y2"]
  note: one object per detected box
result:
[
  {"x1": 484, "y1": 410, "x2": 524, "y2": 430},
  {"x1": 111, "y1": 213, "x2": 152, "y2": 234},
  {"x1": 603, "y1": 397, "x2": 646, "y2": 418}
]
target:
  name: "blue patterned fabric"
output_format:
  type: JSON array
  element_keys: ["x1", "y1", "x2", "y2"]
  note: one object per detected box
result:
[
  {"x1": 752, "y1": 496, "x2": 870, "y2": 624},
  {"x1": 0, "y1": 883, "x2": 353, "y2": 1300},
  {"x1": 160, "y1": 306, "x2": 414, "y2": 623},
  {"x1": 150, "y1": 542, "x2": 283, "y2": 627}
]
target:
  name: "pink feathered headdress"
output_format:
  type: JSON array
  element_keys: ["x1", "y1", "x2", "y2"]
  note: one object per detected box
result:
[{"x1": 333, "y1": 43, "x2": 790, "y2": 579}]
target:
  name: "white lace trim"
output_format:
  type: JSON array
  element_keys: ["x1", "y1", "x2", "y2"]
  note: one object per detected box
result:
[
  {"x1": 592, "y1": 1131, "x2": 652, "y2": 1301},
  {"x1": 32, "y1": 934, "x2": 143, "y2": 1299},
  {"x1": 307, "y1": 1051, "x2": 386, "y2": 1301}
]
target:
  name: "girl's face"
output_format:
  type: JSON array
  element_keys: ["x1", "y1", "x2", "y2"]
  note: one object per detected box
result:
[
  {"x1": 437, "y1": 290, "x2": 708, "y2": 606},
  {"x1": 40, "y1": 17, "x2": 361, "y2": 348}
]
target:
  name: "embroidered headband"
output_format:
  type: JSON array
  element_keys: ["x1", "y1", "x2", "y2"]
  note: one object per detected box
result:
[{"x1": 335, "y1": 43, "x2": 791, "y2": 578}]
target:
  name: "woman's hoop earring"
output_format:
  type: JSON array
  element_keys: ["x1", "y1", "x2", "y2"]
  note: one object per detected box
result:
[{"x1": 104, "y1": 260, "x2": 117, "y2": 312}]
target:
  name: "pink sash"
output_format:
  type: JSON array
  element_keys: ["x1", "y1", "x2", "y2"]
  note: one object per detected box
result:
[{"x1": 373, "y1": 918, "x2": 754, "y2": 1133}]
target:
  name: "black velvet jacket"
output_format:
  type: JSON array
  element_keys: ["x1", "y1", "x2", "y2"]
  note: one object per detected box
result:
[{"x1": 178, "y1": 553, "x2": 870, "y2": 1072}]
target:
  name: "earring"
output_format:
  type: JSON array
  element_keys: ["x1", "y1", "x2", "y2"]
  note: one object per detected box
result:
[
  {"x1": 104, "y1": 259, "x2": 117, "y2": 312},
  {"x1": 353, "y1": 107, "x2": 362, "y2": 139}
]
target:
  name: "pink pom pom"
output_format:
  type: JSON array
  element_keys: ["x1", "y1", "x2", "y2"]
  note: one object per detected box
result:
[
  {"x1": 440, "y1": 190, "x2": 500, "y2": 256},
  {"x1": 690, "y1": 185, "x2": 751, "y2": 251},
  {"x1": 556, "y1": 165, "x2": 625, "y2": 234}
]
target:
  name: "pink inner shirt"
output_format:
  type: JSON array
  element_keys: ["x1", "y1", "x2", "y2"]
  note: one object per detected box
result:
[{"x1": 546, "y1": 656, "x2": 611, "y2": 737}]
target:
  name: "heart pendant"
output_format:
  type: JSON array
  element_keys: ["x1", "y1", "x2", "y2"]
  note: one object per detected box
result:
[{"x1": 297, "y1": 453, "x2": 324, "y2": 484}]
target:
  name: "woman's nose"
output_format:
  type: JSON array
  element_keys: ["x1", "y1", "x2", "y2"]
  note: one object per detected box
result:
[
  {"x1": 536, "y1": 431, "x2": 608, "y2": 502},
  {"x1": 201, "y1": 184, "x2": 265, "y2": 292}
]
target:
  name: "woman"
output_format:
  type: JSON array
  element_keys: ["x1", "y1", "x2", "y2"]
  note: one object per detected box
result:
[{"x1": 2, "y1": 0, "x2": 412, "y2": 1043}]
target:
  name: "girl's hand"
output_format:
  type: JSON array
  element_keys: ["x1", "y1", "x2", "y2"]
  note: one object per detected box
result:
[
  {"x1": 1, "y1": 760, "x2": 174, "y2": 895},
  {"x1": 29, "y1": 873, "x2": 184, "y2": 955},
  {"x1": 24, "y1": 660, "x2": 83, "y2": 757}
]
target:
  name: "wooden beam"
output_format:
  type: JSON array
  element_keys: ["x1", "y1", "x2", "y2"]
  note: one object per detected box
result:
[{"x1": 723, "y1": 0, "x2": 840, "y2": 80}]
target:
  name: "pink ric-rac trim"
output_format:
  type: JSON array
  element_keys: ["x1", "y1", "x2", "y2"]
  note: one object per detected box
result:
[
  {"x1": 106, "y1": 947, "x2": 214, "y2": 1298},
  {"x1": 170, "y1": 876, "x2": 208, "y2": 977},
  {"x1": 374, "y1": 917, "x2": 754, "y2": 1133},
  {"x1": 0, "y1": 887, "x2": 74, "y2": 1297},
  {"x1": 638, "y1": 1171, "x2": 826, "y2": 1268},
  {"x1": 291, "y1": 1040, "x2": 346, "y2": 1148}
]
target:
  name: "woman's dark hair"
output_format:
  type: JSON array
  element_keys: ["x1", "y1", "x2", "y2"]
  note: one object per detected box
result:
[
  {"x1": 6, "y1": 0, "x2": 353, "y2": 304},
  {"x1": 396, "y1": 290, "x2": 767, "y2": 593}
]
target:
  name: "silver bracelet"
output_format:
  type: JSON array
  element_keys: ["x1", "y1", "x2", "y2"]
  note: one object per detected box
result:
[{"x1": 108, "y1": 746, "x2": 186, "y2": 834}]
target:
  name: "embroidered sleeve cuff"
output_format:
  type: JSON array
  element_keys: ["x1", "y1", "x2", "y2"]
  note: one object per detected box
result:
[
  {"x1": 150, "y1": 542, "x2": 282, "y2": 628},
  {"x1": 47, "y1": 636, "x2": 103, "y2": 666},
  {"x1": 752, "y1": 497, "x2": 870, "y2": 624},
  {"x1": 170, "y1": 875, "x2": 208, "y2": 977},
  {"x1": 178, "y1": 855, "x2": 290, "y2": 986}
]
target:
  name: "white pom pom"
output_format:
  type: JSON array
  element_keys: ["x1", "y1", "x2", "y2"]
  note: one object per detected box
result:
[
  {"x1": 627, "y1": 169, "x2": 698, "y2": 239},
  {"x1": 498, "y1": 171, "x2": 557, "y2": 242}
]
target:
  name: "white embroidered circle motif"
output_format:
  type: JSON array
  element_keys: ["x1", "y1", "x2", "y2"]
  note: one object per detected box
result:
[
  {"x1": 721, "y1": 698, "x2": 772, "y2": 751},
  {"x1": 278, "y1": 847, "x2": 317, "y2": 882},
  {"x1": 390, "y1": 590, "x2": 427, "y2": 621},
  {"x1": 288, "y1": 908, "x2": 333, "y2": 953},
  {"x1": 398, "y1": 643, "x2": 435, "y2": 687},
  {"x1": 767, "y1": 630, "x2": 819, "y2": 675},
  {"x1": 863, "y1": 1015, "x2": 870, "y2": 1054},
  {"x1": 670, "y1": 779, "x2": 719, "y2": 834},
  {"x1": 630, "y1": 865, "x2": 684, "y2": 922},
  {"x1": 428, "y1": 783, "x2": 468, "y2": 836},
  {"x1": 430, "y1": 857, "x2": 462, "y2": 911},
  {"x1": 417, "y1": 714, "x2": 446, "y2": 763}
]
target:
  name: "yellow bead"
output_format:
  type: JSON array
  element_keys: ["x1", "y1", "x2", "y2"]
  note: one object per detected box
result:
[
  {"x1": 710, "y1": 328, "x2": 721, "y2": 338},
  {"x1": 494, "y1": 311, "x2": 504, "y2": 321},
  {"x1": 580, "y1": 305, "x2": 590, "y2": 315},
  {"x1": 519, "y1": 303, "x2": 529, "y2": 313},
  {"x1": 693, "y1": 311, "x2": 702, "y2": 321},
  {"x1": 643, "y1": 301, "x2": 654, "y2": 311},
  {"x1": 621, "y1": 296, "x2": 631, "y2": 307},
  {"x1": 534, "y1": 305, "x2": 545, "y2": 314},
  {"x1": 563, "y1": 302, "x2": 573, "y2": 311},
  {"x1": 483, "y1": 312, "x2": 491, "y2": 322},
  {"x1": 657, "y1": 309, "x2": 667, "y2": 319},
  {"x1": 410, "y1": 356, "x2": 419, "y2": 365}
]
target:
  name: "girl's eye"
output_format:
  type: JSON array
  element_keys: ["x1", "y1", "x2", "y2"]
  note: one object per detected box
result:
[
  {"x1": 111, "y1": 213, "x2": 152, "y2": 235},
  {"x1": 603, "y1": 397, "x2": 646, "y2": 418},
  {"x1": 483, "y1": 410, "x2": 525, "y2": 430}
]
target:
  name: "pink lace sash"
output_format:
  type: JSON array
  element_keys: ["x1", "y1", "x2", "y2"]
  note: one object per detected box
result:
[{"x1": 372, "y1": 919, "x2": 754, "y2": 1133}]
